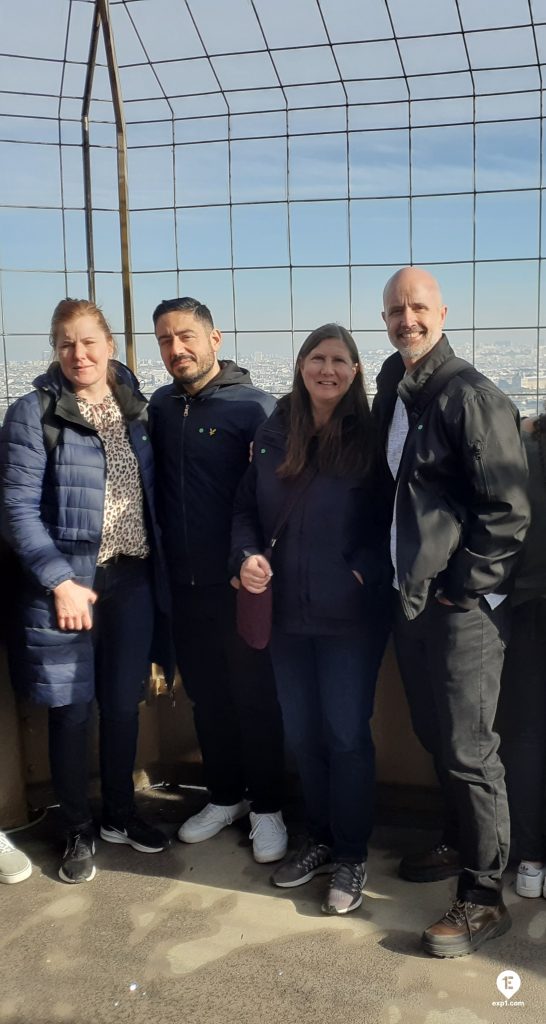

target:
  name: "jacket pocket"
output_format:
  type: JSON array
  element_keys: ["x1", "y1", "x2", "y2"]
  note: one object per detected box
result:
[{"x1": 308, "y1": 561, "x2": 366, "y2": 620}]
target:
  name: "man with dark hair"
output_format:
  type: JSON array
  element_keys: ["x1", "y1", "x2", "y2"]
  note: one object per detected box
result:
[
  {"x1": 374, "y1": 267, "x2": 529, "y2": 957},
  {"x1": 149, "y1": 297, "x2": 287, "y2": 864}
]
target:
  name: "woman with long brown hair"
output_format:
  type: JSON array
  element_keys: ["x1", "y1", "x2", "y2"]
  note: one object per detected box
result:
[{"x1": 232, "y1": 324, "x2": 391, "y2": 915}]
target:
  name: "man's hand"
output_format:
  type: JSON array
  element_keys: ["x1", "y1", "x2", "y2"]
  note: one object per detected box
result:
[
  {"x1": 53, "y1": 579, "x2": 98, "y2": 631},
  {"x1": 240, "y1": 554, "x2": 272, "y2": 594},
  {"x1": 436, "y1": 593, "x2": 455, "y2": 607},
  {"x1": 352, "y1": 570, "x2": 364, "y2": 585}
]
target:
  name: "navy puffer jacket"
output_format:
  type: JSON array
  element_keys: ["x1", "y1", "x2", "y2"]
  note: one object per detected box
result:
[{"x1": 0, "y1": 361, "x2": 170, "y2": 707}]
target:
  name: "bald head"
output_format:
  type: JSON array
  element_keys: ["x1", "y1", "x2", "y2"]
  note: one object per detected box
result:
[
  {"x1": 382, "y1": 266, "x2": 447, "y2": 368},
  {"x1": 383, "y1": 267, "x2": 444, "y2": 309}
]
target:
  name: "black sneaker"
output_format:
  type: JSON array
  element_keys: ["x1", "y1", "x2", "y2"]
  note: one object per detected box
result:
[
  {"x1": 322, "y1": 861, "x2": 367, "y2": 915},
  {"x1": 100, "y1": 814, "x2": 166, "y2": 853},
  {"x1": 399, "y1": 842, "x2": 460, "y2": 882},
  {"x1": 272, "y1": 839, "x2": 334, "y2": 888},
  {"x1": 59, "y1": 829, "x2": 96, "y2": 884}
]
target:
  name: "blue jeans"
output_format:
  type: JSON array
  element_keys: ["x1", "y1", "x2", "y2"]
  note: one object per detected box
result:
[
  {"x1": 270, "y1": 623, "x2": 389, "y2": 861},
  {"x1": 48, "y1": 557, "x2": 154, "y2": 829}
]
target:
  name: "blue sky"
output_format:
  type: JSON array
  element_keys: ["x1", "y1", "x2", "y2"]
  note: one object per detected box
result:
[{"x1": 2, "y1": 0, "x2": 546, "y2": 377}]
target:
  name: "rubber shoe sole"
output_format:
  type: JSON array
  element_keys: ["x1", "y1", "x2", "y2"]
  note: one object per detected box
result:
[
  {"x1": 100, "y1": 825, "x2": 164, "y2": 853},
  {"x1": 0, "y1": 861, "x2": 32, "y2": 884},
  {"x1": 254, "y1": 843, "x2": 288, "y2": 865},
  {"x1": 272, "y1": 862, "x2": 334, "y2": 888},
  {"x1": 59, "y1": 863, "x2": 96, "y2": 884},
  {"x1": 422, "y1": 911, "x2": 511, "y2": 958}
]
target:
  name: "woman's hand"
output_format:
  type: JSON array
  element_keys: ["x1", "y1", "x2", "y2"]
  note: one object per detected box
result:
[
  {"x1": 240, "y1": 554, "x2": 272, "y2": 594},
  {"x1": 53, "y1": 579, "x2": 98, "y2": 631}
]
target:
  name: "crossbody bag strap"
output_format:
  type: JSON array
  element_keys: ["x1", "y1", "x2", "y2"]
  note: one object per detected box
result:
[{"x1": 267, "y1": 463, "x2": 318, "y2": 556}]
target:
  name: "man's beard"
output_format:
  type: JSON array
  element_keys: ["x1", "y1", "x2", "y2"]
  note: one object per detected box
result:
[
  {"x1": 394, "y1": 334, "x2": 436, "y2": 361},
  {"x1": 171, "y1": 349, "x2": 215, "y2": 386}
]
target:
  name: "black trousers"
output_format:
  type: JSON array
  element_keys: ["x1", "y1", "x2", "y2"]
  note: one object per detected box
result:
[
  {"x1": 496, "y1": 598, "x2": 546, "y2": 862},
  {"x1": 172, "y1": 583, "x2": 285, "y2": 812},
  {"x1": 48, "y1": 558, "x2": 154, "y2": 830},
  {"x1": 394, "y1": 592, "x2": 510, "y2": 904}
]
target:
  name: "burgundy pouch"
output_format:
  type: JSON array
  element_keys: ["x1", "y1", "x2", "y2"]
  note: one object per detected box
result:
[{"x1": 236, "y1": 582, "x2": 273, "y2": 650}]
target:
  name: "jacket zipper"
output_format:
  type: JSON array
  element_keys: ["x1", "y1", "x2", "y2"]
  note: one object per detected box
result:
[
  {"x1": 471, "y1": 441, "x2": 491, "y2": 500},
  {"x1": 180, "y1": 395, "x2": 195, "y2": 584}
]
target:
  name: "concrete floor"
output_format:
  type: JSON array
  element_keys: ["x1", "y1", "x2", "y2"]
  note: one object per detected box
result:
[{"x1": 2, "y1": 789, "x2": 545, "y2": 1024}]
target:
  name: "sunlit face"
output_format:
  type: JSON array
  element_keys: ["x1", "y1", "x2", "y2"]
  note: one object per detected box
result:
[
  {"x1": 299, "y1": 337, "x2": 359, "y2": 416},
  {"x1": 55, "y1": 314, "x2": 114, "y2": 396},
  {"x1": 155, "y1": 310, "x2": 222, "y2": 393},
  {"x1": 382, "y1": 269, "x2": 447, "y2": 365}
]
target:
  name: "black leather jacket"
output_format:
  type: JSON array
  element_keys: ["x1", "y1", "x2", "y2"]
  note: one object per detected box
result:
[{"x1": 373, "y1": 335, "x2": 530, "y2": 620}]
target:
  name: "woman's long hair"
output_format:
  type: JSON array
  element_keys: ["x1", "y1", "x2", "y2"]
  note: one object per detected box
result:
[{"x1": 277, "y1": 323, "x2": 377, "y2": 479}]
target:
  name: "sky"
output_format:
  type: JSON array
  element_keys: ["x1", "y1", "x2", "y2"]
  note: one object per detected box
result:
[{"x1": 2, "y1": 0, "x2": 546, "y2": 380}]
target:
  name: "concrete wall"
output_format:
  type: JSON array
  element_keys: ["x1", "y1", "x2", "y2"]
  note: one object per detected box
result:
[{"x1": 0, "y1": 639, "x2": 436, "y2": 827}]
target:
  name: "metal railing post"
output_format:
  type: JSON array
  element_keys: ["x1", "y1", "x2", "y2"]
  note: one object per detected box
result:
[{"x1": 96, "y1": 0, "x2": 136, "y2": 371}]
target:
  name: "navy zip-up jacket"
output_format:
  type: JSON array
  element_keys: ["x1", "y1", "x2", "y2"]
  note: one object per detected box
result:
[
  {"x1": 148, "y1": 360, "x2": 276, "y2": 586},
  {"x1": 231, "y1": 404, "x2": 392, "y2": 635}
]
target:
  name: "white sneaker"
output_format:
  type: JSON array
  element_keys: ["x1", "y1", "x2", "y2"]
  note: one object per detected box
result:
[
  {"x1": 516, "y1": 861, "x2": 546, "y2": 898},
  {"x1": 249, "y1": 811, "x2": 288, "y2": 864},
  {"x1": 0, "y1": 831, "x2": 32, "y2": 884},
  {"x1": 177, "y1": 801, "x2": 249, "y2": 843}
]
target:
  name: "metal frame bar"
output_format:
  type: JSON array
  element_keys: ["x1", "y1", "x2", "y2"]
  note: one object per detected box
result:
[
  {"x1": 95, "y1": 0, "x2": 135, "y2": 370},
  {"x1": 81, "y1": 1, "x2": 101, "y2": 302}
]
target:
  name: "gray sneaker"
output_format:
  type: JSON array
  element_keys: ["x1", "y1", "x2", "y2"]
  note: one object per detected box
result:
[
  {"x1": 272, "y1": 839, "x2": 334, "y2": 888},
  {"x1": 322, "y1": 861, "x2": 367, "y2": 915},
  {"x1": 0, "y1": 831, "x2": 32, "y2": 884}
]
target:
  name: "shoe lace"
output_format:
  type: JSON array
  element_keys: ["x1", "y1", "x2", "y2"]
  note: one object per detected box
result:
[
  {"x1": 196, "y1": 804, "x2": 234, "y2": 825},
  {"x1": 443, "y1": 899, "x2": 475, "y2": 928},
  {"x1": 65, "y1": 831, "x2": 93, "y2": 859},
  {"x1": 294, "y1": 840, "x2": 330, "y2": 871},
  {"x1": 0, "y1": 832, "x2": 15, "y2": 854},
  {"x1": 330, "y1": 862, "x2": 365, "y2": 895},
  {"x1": 249, "y1": 814, "x2": 282, "y2": 840},
  {"x1": 432, "y1": 843, "x2": 453, "y2": 855}
]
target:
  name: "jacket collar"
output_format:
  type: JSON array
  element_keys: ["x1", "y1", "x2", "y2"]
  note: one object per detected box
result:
[
  {"x1": 33, "y1": 360, "x2": 147, "y2": 429},
  {"x1": 397, "y1": 334, "x2": 454, "y2": 408}
]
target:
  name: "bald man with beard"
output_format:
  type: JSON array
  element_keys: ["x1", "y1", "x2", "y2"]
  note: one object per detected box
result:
[{"x1": 373, "y1": 267, "x2": 529, "y2": 957}]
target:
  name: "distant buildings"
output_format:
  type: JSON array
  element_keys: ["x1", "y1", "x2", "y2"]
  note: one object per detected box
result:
[{"x1": 0, "y1": 341, "x2": 543, "y2": 423}]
